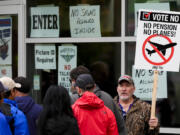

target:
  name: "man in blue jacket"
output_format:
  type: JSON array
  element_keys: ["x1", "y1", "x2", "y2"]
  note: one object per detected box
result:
[
  {"x1": 0, "y1": 76, "x2": 30, "y2": 135},
  {"x1": 0, "y1": 112, "x2": 12, "y2": 135},
  {"x1": 14, "y1": 76, "x2": 42, "y2": 135},
  {"x1": 0, "y1": 82, "x2": 12, "y2": 135}
]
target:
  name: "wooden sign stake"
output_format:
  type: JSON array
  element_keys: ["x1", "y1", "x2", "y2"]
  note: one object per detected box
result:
[{"x1": 150, "y1": 70, "x2": 158, "y2": 130}]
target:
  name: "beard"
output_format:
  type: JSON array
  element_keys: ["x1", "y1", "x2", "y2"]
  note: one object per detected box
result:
[{"x1": 119, "y1": 93, "x2": 133, "y2": 101}]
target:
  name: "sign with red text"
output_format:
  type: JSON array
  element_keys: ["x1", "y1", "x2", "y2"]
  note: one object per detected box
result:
[
  {"x1": 58, "y1": 45, "x2": 77, "y2": 93},
  {"x1": 135, "y1": 10, "x2": 180, "y2": 71}
]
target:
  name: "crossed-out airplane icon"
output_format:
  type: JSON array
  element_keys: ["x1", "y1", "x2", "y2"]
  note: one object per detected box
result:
[{"x1": 146, "y1": 41, "x2": 177, "y2": 56}]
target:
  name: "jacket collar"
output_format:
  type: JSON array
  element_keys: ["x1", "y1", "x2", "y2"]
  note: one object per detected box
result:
[
  {"x1": 114, "y1": 95, "x2": 141, "y2": 114},
  {"x1": 3, "y1": 98, "x2": 18, "y2": 108}
]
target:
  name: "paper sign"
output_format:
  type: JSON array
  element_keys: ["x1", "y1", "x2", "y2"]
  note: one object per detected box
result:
[
  {"x1": 134, "y1": 3, "x2": 170, "y2": 36},
  {"x1": 58, "y1": 45, "x2": 77, "y2": 93},
  {"x1": 30, "y1": 6, "x2": 59, "y2": 37},
  {"x1": 0, "y1": 17, "x2": 12, "y2": 65},
  {"x1": 70, "y1": 5, "x2": 101, "y2": 37},
  {"x1": 0, "y1": 65, "x2": 12, "y2": 78},
  {"x1": 132, "y1": 66, "x2": 167, "y2": 100},
  {"x1": 35, "y1": 44, "x2": 56, "y2": 69},
  {"x1": 135, "y1": 10, "x2": 180, "y2": 71},
  {"x1": 33, "y1": 75, "x2": 40, "y2": 90}
]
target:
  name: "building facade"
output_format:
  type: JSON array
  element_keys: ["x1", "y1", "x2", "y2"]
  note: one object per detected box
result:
[{"x1": 0, "y1": 0, "x2": 180, "y2": 134}]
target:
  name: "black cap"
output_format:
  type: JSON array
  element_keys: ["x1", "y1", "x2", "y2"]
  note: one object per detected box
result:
[{"x1": 75, "y1": 74, "x2": 95, "y2": 90}]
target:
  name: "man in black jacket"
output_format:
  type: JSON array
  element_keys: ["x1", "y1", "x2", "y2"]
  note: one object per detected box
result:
[{"x1": 70, "y1": 65, "x2": 127, "y2": 135}]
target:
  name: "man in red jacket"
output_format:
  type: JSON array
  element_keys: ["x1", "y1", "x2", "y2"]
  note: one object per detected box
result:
[{"x1": 72, "y1": 74, "x2": 119, "y2": 135}]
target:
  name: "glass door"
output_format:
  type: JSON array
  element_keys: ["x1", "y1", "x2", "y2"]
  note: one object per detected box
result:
[{"x1": 0, "y1": 4, "x2": 26, "y2": 78}]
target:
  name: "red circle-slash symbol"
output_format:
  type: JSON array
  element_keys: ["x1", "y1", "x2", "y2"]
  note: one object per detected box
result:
[{"x1": 142, "y1": 34, "x2": 174, "y2": 66}]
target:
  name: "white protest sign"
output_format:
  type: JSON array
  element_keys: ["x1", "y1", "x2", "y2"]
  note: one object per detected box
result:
[
  {"x1": 0, "y1": 17, "x2": 12, "y2": 65},
  {"x1": 134, "y1": 3, "x2": 170, "y2": 36},
  {"x1": 0, "y1": 65, "x2": 12, "y2": 78},
  {"x1": 135, "y1": 9, "x2": 180, "y2": 71},
  {"x1": 30, "y1": 6, "x2": 59, "y2": 37},
  {"x1": 132, "y1": 66, "x2": 167, "y2": 100},
  {"x1": 70, "y1": 5, "x2": 101, "y2": 37},
  {"x1": 35, "y1": 44, "x2": 56, "y2": 69},
  {"x1": 58, "y1": 45, "x2": 77, "y2": 93}
]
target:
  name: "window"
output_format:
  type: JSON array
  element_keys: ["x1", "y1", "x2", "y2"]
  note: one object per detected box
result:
[{"x1": 27, "y1": 43, "x2": 121, "y2": 103}]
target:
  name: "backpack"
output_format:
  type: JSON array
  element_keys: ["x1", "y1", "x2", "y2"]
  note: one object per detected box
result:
[{"x1": 0, "y1": 103, "x2": 14, "y2": 134}]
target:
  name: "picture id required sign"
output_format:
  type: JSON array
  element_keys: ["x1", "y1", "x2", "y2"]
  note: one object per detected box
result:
[
  {"x1": 35, "y1": 44, "x2": 56, "y2": 69},
  {"x1": 135, "y1": 10, "x2": 180, "y2": 72}
]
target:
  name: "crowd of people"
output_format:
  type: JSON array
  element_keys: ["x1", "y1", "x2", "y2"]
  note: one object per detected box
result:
[{"x1": 0, "y1": 65, "x2": 159, "y2": 135}]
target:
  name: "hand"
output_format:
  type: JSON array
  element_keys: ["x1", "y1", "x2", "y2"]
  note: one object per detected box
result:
[{"x1": 149, "y1": 117, "x2": 158, "y2": 129}]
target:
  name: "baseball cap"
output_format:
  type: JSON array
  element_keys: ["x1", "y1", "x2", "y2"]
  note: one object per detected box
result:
[
  {"x1": 75, "y1": 74, "x2": 95, "y2": 90},
  {"x1": 0, "y1": 77, "x2": 21, "y2": 91},
  {"x1": 118, "y1": 75, "x2": 134, "y2": 85}
]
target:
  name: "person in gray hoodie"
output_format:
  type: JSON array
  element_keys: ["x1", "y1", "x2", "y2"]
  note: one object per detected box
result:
[{"x1": 70, "y1": 65, "x2": 127, "y2": 135}]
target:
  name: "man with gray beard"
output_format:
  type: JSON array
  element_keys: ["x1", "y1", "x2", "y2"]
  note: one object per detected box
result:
[{"x1": 114, "y1": 75, "x2": 159, "y2": 135}]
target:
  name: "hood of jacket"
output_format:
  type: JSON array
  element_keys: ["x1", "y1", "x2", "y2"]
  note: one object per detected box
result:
[
  {"x1": 14, "y1": 96, "x2": 35, "y2": 113},
  {"x1": 75, "y1": 91, "x2": 104, "y2": 109}
]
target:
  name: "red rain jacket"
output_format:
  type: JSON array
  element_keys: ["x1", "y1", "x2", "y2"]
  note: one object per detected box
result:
[{"x1": 72, "y1": 91, "x2": 119, "y2": 135}]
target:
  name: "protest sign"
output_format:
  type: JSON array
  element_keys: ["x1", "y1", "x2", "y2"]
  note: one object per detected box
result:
[
  {"x1": 30, "y1": 6, "x2": 59, "y2": 37},
  {"x1": 135, "y1": 9, "x2": 180, "y2": 72},
  {"x1": 70, "y1": 5, "x2": 101, "y2": 37},
  {"x1": 58, "y1": 45, "x2": 77, "y2": 93},
  {"x1": 35, "y1": 44, "x2": 56, "y2": 69}
]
